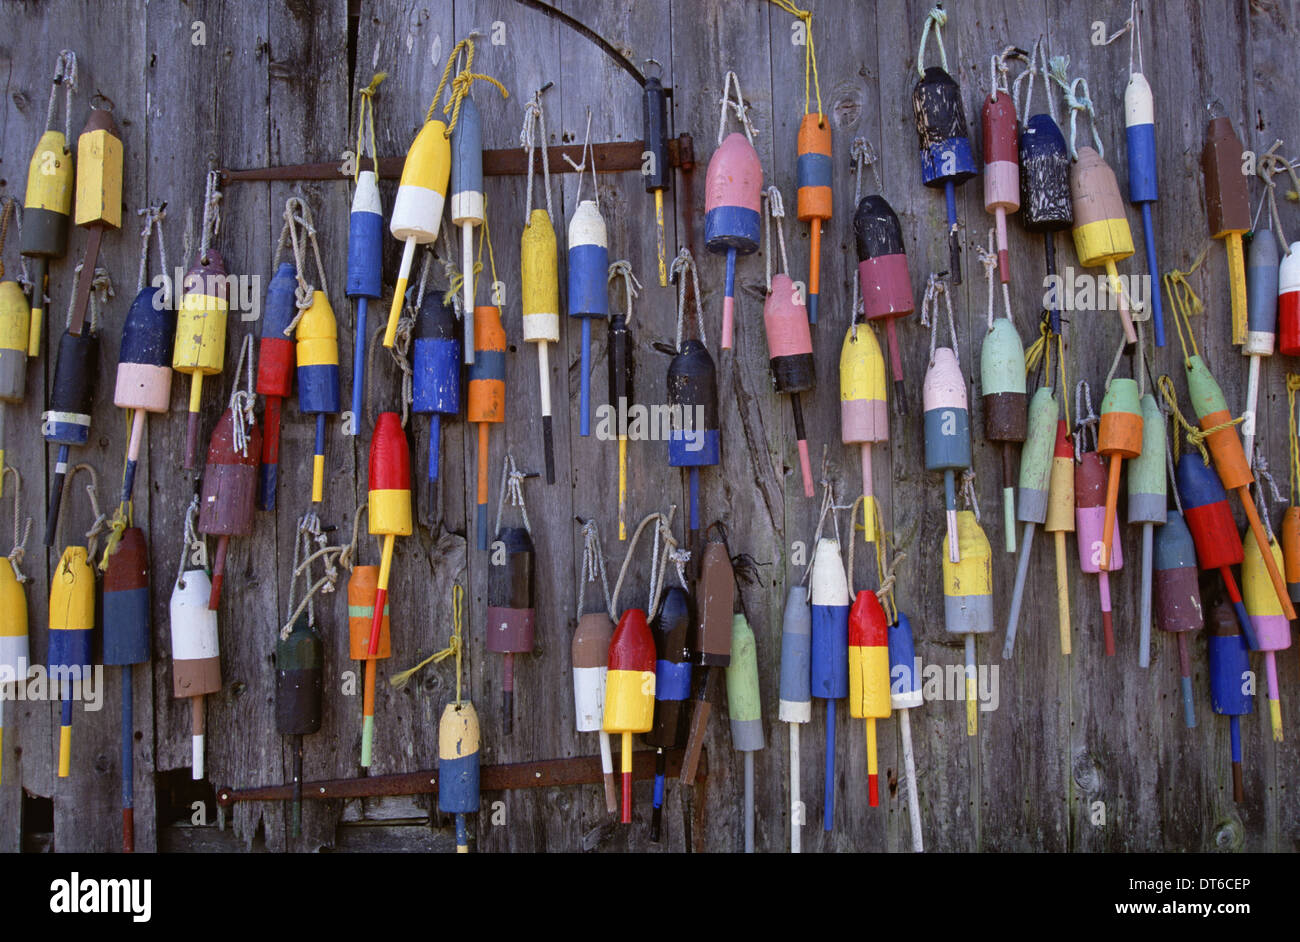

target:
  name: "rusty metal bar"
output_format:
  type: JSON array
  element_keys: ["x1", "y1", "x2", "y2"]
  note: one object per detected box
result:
[
  {"x1": 219, "y1": 135, "x2": 694, "y2": 184},
  {"x1": 216, "y1": 747, "x2": 704, "y2": 807}
]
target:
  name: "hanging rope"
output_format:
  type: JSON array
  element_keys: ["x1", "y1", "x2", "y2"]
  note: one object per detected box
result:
[
  {"x1": 670, "y1": 248, "x2": 707, "y2": 352},
  {"x1": 845, "y1": 492, "x2": 905, "y2": 625},
  {"x1": 478, "y1": 195, "x2": 501, "y2": 306},
  {"x1": 849, "y1": 138, "x2": 879, "y2": 336},
  {"x1": 988, "y1": 45, "x2": 1025, "y2": 101},
  {"x1": 919, "y1": 272, "x2": 958, "y2": 363},
  {"x1": 2, "y1": 467, "x2": 31, "y2": 584},
  {"x1": 576, "y1": 518, "x2": 614, "y2": 621},
  {"x1": 61, "y1": 464, "x2": 107, "y2": 559},
  {"x1": 1253, "y1": 453, "x2": 1284, "y2": 542},
  {"x1": 494, "y1": 454, "x2": 534, "y2": 535},
  {"x1": 1163, "y1": 258, "x2": 1210, "y2": 366},
  {"x1": 561, "y1": 107, "x2": 600, "y2": 211},
  {"x1": 353, "y1": 72, "x2": 387, "y2": 181},
  {"x1": 0, "y1": 197, "x2": 27, "y2": 286},
  {"x1": 1048, "y1": 63, "x2": 1105, "y2": 161},
  {"x1": 767, "y1": 0, "x2": 824, "y2": 120},
  {"x1": 432, "y1": 34, "x2": 508, "y2": 137},
  {"x1": 1075, "y1": 380, "x2": 1100, "y2": 459},
  {"x1": 135, "y1": 204, "x2": 167, "y2": 295},
  {"x1": 976, "y1": 229, "x2": 1010, "y2": 331},
  {"x1": 1160, "y1": 391, "x2": 1184, "y2": 514},
  {"x1": 915, "y1": 6, "x2": 949, "y2": 77},
  {"x1": 390, "y1": 584, "x2": 465, "y2": 699},
  {"x1": 225, "y1": 334, "x2": 257, "y2": 459},
  {"x1": 607, "y1": 259, "x2": 641, "y2": 327},
  {"x1": 800, "y1": 472, "x2": 843, "y2": 587},
  {"x1": 279, "y1": 197, "x2": 329, "y2": 325},
  {"x1": 198, "y1": 170, "x2": 223, "y2": 263},
  {"x1": 1257, "y1": 141, "x2": 1299, "y2": 253},
  {"x1": 173, "y1": 495, "x2": 202, "y2": 591},
  {"x1": 960, "y1": 468, "x2": 981, "y2": 522},
  {"x1": 717, "y1": 70, "x2": 758, "y2": 146},
  {"x1": 66, "y1": 265, "x2": 112, "y2": 333},
  {"x1": 520, "y1": 86, "x2": 555, "y2": 226},
  {"x1": 763, "y1": 186, "x2": 790, "y2": 290},
  {"x1": 610, "y1": 509, "x2": 670, "y2": 616},
  {"x1": 337, "y1": 502, "x2": 370, "y2": 572},
  {"x1": 45, "y1": 50, "x2": 77, "y2": 140},
  {"x1": 1155, "y1": 373, "x2": 1235, "y2": 467},
  {"x1": 280, "y1": 513, "x2": 343, "y2": 640}
]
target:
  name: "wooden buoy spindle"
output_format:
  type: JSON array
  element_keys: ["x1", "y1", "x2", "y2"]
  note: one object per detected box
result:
[
  {"x1": 667, "y1": 250, "x2": 720, "y2": 541},
  {"x1": 1154, "y1": 505, "x2": 1202, "y2": 728},
  {"x1": 608, "y1": 262, "x2": 639, "y2": 541},
  {"x1": 1003, "y1": 385, "x2": 1057, "y2": 657},
  {"x1": 1283, "y1": 376, "x2": 1300, "y2": 610},
  {"x1": 0, "y1": 199, "x2": 32, "y2": 483},
  {"x1": 1098, "y1": 357, "x2": 1143, "y2": 572},
  {"x1": 847, "y1": 576, "x2": 889, "y2": 808},
  {"x1": 572, "y1": 519, "x2": 619, "y2": 816},
  {"x1": 679, "y1": 522, "x2": 733, "y2": 788},
  {"x1": 982, "y1": 48, "x2": 1022, "y2": 288},
  {"x1": 68, "y1": 104, "x2": 123, "y2": 339},
  {"x1": 438, "y1": 604, "x2": 481, "y2": 856},
  {"x1": 489, "y1": 455, "x2": 537, "y2": 735},
  {"x1": 778, "y1": 584, "x2": 811, "y2": 852},
  {"x1": 1242, "y1": 465, "x2": 1288, "y2": 741},
  {"x1": 854, "y1": 179, "x2": 915, "y2": 406},
  {"x1": 412, "y1": 281, "x2": 461, "y2": 511},
  {"x1": 727, "y1": 613, "x2": 764, "y2": 852},
  {"x1": 567, "y1": 115, "x2": 609, "y2": 439},
  {"x1": 1069, "y1": 132, "x2": 1139, "y2": 344},
  {"x1": 1242, "y1": 218, "x2": 1279, "y2": 465},
  {"x1": 364, "y1": 411, "x2": 412, "y2": 691},
  {"x1": 1122, "y1": 8, "x2": 1166, "y2": 346},
  {"x1": 1075, "y1": 396, "x2": 1123, "y2": 657},
  {"x1": 348, "y1": 553, "x2": 390, "y2": 768},
  {"x1": 347, "y1": 74, "x2": 386, "y2": 418},
  {"x1": 1127, "y1": 368, "x2": 1166, "y2": 667},
  {"x1": 1208, "y1": 598, "x2": 1252, "y2": 801},
  {"x1": 0, "y1": 468, "x2": 29, "y2": 789},
  {"x1": 706, "y1": 71, "x2": 762, "y2": 350},
  {"x1": 642, "y1": 61, "x2": 670, "y2": 287},
  {"x1": 944, "y1": 503, "x2": 993, "y2": 737},
  {"x1": 1202, "y1": 109, "x2": 1251, "y2": 346},
  {"x1": 255, "y1": 260, "x2": 296, "y2": 511},
  {"x1": 888, "y1": 611, "x2": 924, "y2": 852},
  {"x1": 1045, "y1": 418, "x2": 1075, "y2": 654},
  {"x1": 809, "y1": 513, "x2": 849, "y2": 829},
  {"x1": 921, "y1": 275, "x2": 970, "y2": 563},
  {"x1": 647, "y1": 582, "x2": 693, "y2": 839},
  {"x1": 170, "y1": 497, "x2": 221, "y2": 780},
  {"x1": 796, "y1": 111, "x2": 831, "y2": 325},
  {"x1": 469, "y1": 294, "x2": 505, "y2": 551},
  {"x1": 840, "y1": 316, "x2": 887, "y2": 542}
]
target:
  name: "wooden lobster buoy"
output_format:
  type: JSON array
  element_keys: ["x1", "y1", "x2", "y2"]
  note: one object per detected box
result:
[
  {"x1": 21, "y1": 119, "x2": 73, "y2": 357},
  {"x1": 981, "y1": 317, "x2": 1027, "y2": 552},
  {"x1": 643, "y1": 70, "x2": 670, "y2": 286},
  {"x1": 923, "y1": 347, "x2": 971, "y2": 563},
  {"x1": 1242, "y1": 229, "x2": 1279, "y2": 463},
  {"x1": 488, "y1": 525, "x2": 535, "y2": 736},
  {"x1": 1076, "y1": 450, "x2": 1123, "y2": 656},
  {"x1": 888, "y1": 611, "x2": 924, "y2": 852},
  {"x1": 1045, "y1": 421, "x2": 1075, "y2": 654},
  {"x1": 646, "y1": 586, "x2": 692, "y2": 841},
  {"x1": 568, "y1": 198, "x2": 608, "y2": 437},
  {"x1": 365, "y1": 412, "x2": 412, "y2": 679},
  {"x1": 1279, "y1": 243, "x2": 1300, "y2": 355},
  {"x1": 1186, "y1": 356, "x2": 1297, "y2": 620},
  {"x1": 796, "y1": 115, "x2": 832, "y2": 323},
  {"x1": 1175, "y1": 454, "x2": 1257, "y2": 649},
  {"x1": 115, "y1": 286, "x2": 173, "y2": 504},
  {"x1": 854, "y1": 196, "x2": 914, "y2": 405},
  {"x1": 171, "y1": 566, "x2": 221, "y2": 780},
  {"x1": 347, "y1": 170, "x2": 383, "y2": 416},
  {"x1": 1208, "y1": 598, "x2": 1252, "y2": 802},
  {"x1": 296, "y1": 290, "x2": 340, "y2": 504},
  {"x1": 384, "y1": 117, "x2": 450, "y2": 348},
  {"x1": 1154, "y1": 510, "x2": 1202, "y2": 728},
  {"x1": 608, "y1": 291, "x2": 634, "y2": 541},
  {"x1": 0, "y1": 546, "x2": 28, "y2": 787},
  {"x1": 276, "y1": 611, "x2": 322, "y2": 836},
  {"x1": 42, "y1": 328, "x2": 97, "y2": 546},
  {"x1": 809, "y1": 537, "x2": 848, "y2": 830},
  {"x1": 778, "y1": 585, "x2": 811, "y2": 852},
  {"x1": 1124, "y1": 71, "x2": 1165, "y2": 345},
  {"x1": 68, "y1": 107, "x2": 123, "y2": 338},
  {"x1": 840, "y1": 322, "x2": 887, "y2": 539},
  {"x1": 668, "y1": 340, "x2": 719, "y2": 535},
  {"x1": 574, "y1": 609, "x2": 616, "y2": 815},
  {"x1": 943, "y1": 510, "x2": 992, "y2": 736},
  {"x1": 982, "y1": 88, "x2": 1018, "y2": 284},
  {"x1": 1283, "y1": 507, "x2": 1300, "y2": 603},
  {"x1": 469, "y1": 305, "x2": 505, "y2": 550},
  {"x1": 706, "y1": 133, "x2": 762, "y2": 350},
  {"x1": 450, "y1": 96, "x2": 484, "y2": 364},
  {"x1": 1098, "y1": 377, "x2": 1143, "y2": 570},
  {"x1": 438, "y1": 701, "x2": 480, "y2": 852},
  {"x1": 848, "y1": 588, "x2": 890, "y2": 807},
  {"x1": 1128, "y1": 393, "x2": 1166, "y2": 667},
  {"x1": 49, "y1": 544, "x2": 93, "y2": 778},
  {"x1": 0, "y1": 278, "x2": 31, "y2": 482},
  {"x1": 1243, "y1": 532, "x2": 1289, "y2": 741},
  {"x1": 522, "y1": 207, "x2": 560, "y2": 484},
  {"x1": 174, "y1": 250, "x2": 230, "y2": 469},
  {"x1": 604, "y1": 607, "x2": 656, "y2": 824},
  {"x1": 764, "y1": 271, "x2": 815, "y2": 496},
  {"x1": 679, "y1": 535, "x2": 733, "y2": 787},
  {"x1": 348, "y1": 564, "x2": 390, "y2": 767},
  {"x1": 1202, "y1": 114, "x2": 1250, "y2": 345},
  {"x1": 726, "y1": 613, "x2": 763, "y2": 852},
  {"x1": 1019, "y1": 111, "x2": 1072, "y2": 333},
  {"x1": 198, "y1": 406, "x2": 260, "y2": 610},
  {"x1": 412, "y1": 291, "x2": 461, "y2": 508},
  {"x1": 912, "y1": 67, "x2": 976, "y2": 282},
  {"x1": 255, "y1": 262, "x2": 296, "y2": 510},
  {"x1": 103, "y1": 526, "x2": 150, "y2": 852},
  {"x1": 1003, "y1": 386, "x2": 1057, "y2": 657},
  {"x1": 1070, "y1": 146, "x2": 1137, "y2": 343}
]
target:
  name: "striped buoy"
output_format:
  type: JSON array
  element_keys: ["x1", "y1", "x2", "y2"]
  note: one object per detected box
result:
[
  {"x1": 384, "y1": 118, "x2": 450, "y2": 348},
  {"x1": 643, "y1": 70, "x2": 670, "y2": 286},
  {"x1": 1003, "y1": 386, "x2": 1058, "y2": 657},
  {"x1": 1279, "y1": 243, "x2": 1300, "y2": 355},
  {"x1": 1283, "y1": 507, "x2": 1300, "y2": 604},
  {"x1": 1070, "y1": 146, "x2": 1137, "y2": 343},
  {"x1": 1076, "y1": 450, "x2": 1123, "y2": 656},
  {"x1": 574, "y1": 609, "x2": 616, "y2": 815},
  {"x1": 1154, "y1": 510, "x2": 1202, "y2": 728},
  {"x1": 438, "y1": 701, "x2": 481, "y2": 852},
  {"x1": 840, "y1": 322, "x2": 887, "y2": 540},
  {"x1": 522, "y1": 207, "x2": 560, "y2": 483},
  {"x1": 923, "y1": 347, "x2": 971, "y2": 563},
  {"x1": 706, "y1": 131, "x2": 762, "y2": 350},
  {"x1": 449, "y1": 95, "x2": 484, "y2": 365},
  {"x1": 1208, "y1": 598, "x2": 1252, "y2": 802},
  {"x1": 412, "y1": 290, "x2": 461, "y2": 507},
  {"x1": 888, "y1": 611, "x2": 924, "y2": 852},
  {"x1": 764, "y1": 270, "x2": 815, "y2": 496},
  {"x1": 1243, "y1": 532, "x2": 1289, "y2": 742},
  {"x1": 809, "y1": 537, "x2": 848, "y2": 830},
  {"x1": 295, "y1": 290, "x2": 340, "y2": 504},
  {"x1": 0, "y1": 276, "x2": 30, "y2": 483},
  {"x1": 1098, "y1": 377, "x2": 1143, "y2": 571},
  {"x1": 603, "y1": 607, "x2": 656, "y2": 824},
  {"x1": 1127, "y1": 393, "x2": 1166, "y2": 667},
  {"x1": 1202, "y1": 115, "x2": 1251, "y2": 345},
  {"x1": 778, "y1": 585, "x2": 811, "y2": 852},
  {"x1": 667, "y1": 339, "x2": 720, "y2": 533},
  {"x1": 488, "y1": 525, "x2": 535, "y2": 736},
  {"x1": 365, "y1": 412, "x2": 412, "y2": 678},
  {"x1": 198, "y1": 405, "x2": 261, "y2": 611},
  {"x1": 42, "y1": 327, "x2": 97, "y2": 546},
  {"x1": 103, "y1": 526, "x2": 150, "y2": 851},
  {"x1": 171, "y1": 566, "x2": 221, "y2": 780},
  {"x1": 115, "y1": 286, "x2": 173, "y2": 504},
  {"x1": 49, "y1": 544, "x2": 94, "y2": 778},
  {"x1": 174, "y1": 250, "x2": 230, "y2": 469},
  {"x1": 726, "y1": 613, "x2": 763, "y2": 852},
  {"x1": 646, "y1": 586, "x2": 692, "y2": 841},
  {"x1": 981, "y1": 316, "x2": 1027, "y2": 552},
  {"x1": 912, "y1": 65, "x2": 976, "y2": 282},
  {"x1": 981, "y1": 87, "x2": 1018, "y2": 284},
  {"x1": 469, "y1": 305, "x2": 505, "y2": 550},
  {"x1": 568, "y1": 198, "x2": 608, "y2": 437},
  {"x1": 607, "y1": 272, "x2": 635, "y2": 541},
  {"x1": 1124, "y1": 69, "x2": 1165, "y2": 344},
  {"x1": 1019, "y1": 108, "x2": 1072, "y2": 333},
  {"x1": 1045, "y1": 421, "x2": 1075, "y2": 654},
  {"x1": 854, "y1": 196, "x2": 914, "y2": 405},
  {"x1": 349, "y1": 564, "x2": 390, "y2": 767},
  {"x1": 68, "y1": 107, "x2": 123, "y2": 338},
  {"x1": 347, "y1": 170, "x2": 383, "y2": 416},
  {"x1": 796, "y1": 114, "x2": 832, "y2": 323},
  {"x1": 848, "y1": 588, "x2": 889, "y2": 807},
  {"x1": 255, "y1": 262, "x2": 297, "y2": 510},
  {"x1": 21, "y1": 122, "x2": 73, "y2": 357},
  {"x1": 0, "y1": 548, "x2": 27, "y2": 788},
  {"x1": 943, "y1": 510, "x2": 992, "y2": 736},
  {"x1": 1242, "y1": 229, "x2": 1279, "y2": 464},
  {"x1": 276, "y1": 610, "x2": 323, "y2": 837}
]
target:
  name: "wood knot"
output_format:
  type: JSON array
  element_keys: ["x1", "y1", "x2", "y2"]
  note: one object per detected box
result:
[
  {"x1": 1213, "y1": 816, "x2": 1244, "y2": 851},
  {"x1": 1071, "y1": 750, "x2": 1102, "y2": 793},
  {"x1": 830, "y1": 82, "x2": 863, "y2": 130}
]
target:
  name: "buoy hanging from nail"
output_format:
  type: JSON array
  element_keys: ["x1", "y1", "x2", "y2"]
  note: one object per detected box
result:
[
  {"x1": 102, "y1": 525, "x2": 150, "y2": 852},
  {"x1": 174, "y1": 171, "x2": 229, "y2": 469},
  {"x1": 348, "y1": 561, "x2": 390, "y2": 767},
  {"x1": 1122, "y1": 6, "x2": 1165, "y2": 346},
  {"x1": 706, "y1": 71, "x2": 762, "y2": 350},
  {"x1": 888, "y1": 611, "x2": 925, "y2": 852},
  {"x1": 439, "y1": 698, "x2": 480, "y2": 853},
  {"x1": 469, "y1": 298, "x2": 505, "y2": 551},
  {"x1": 604, "y1": 605, "x2": 655, "y2": 825},
  {"x1": 572, "y1": 520, "x2": 618, "y2": 817},
  {"x1": 809, "y1": 530, "x2": 848, "y2": 830},
  {"x1": 296, "y1": 290, "x2": 340, "y2": 505},
  {"x1": 761, "y1": 187, "x2": 815, "y2": 497},
  {"x1": 854, "y1": 195, "x2": 914, "y2": 410},
  {"x1": 488, "y1": 455, "x2": 536, "y2": 735},
  {"x1": 678, "y1": 525, "x2": 733, "y2": 790},
  {"x1": 1242, "y1": 225, "x2": 1279, "y2": 465},
  {"x1": 667, "y1": 251, "x2": 720, "y2": 540},
  {"x1": 255, "y1": 261, "x2": 296, "y2": 511},
  {"x1": 115, "y1": 208, "x2": 173, "y2": 507},
  {"x1": 365, "y1": 412, "x2": 412, "y2": 701},
  {"x1": 647, "y1": 584, "x2": 692, "y2": 841},
  {"x1": 0, "y1": 469, "x2": 29, "y2": 788},
  {"x1": 449, "y1": 95, "x2": 484, "y2": 367},
  {"x1": 1076, "y1": 442, "x2": 1123, "y2": 657},
  {"x1": 778, "y1": 584, "x2": 811, "y2": 853},
  {"x1": 1127, "y1": 381, "x2": 1166, "y2": 668},
  {"x1": 982, "y1": 49, "x2": 1021, "y2": 286},
  {"x1": 1003, "y1": 385, "x2": 1057, "y2": 658},
  {"x1": 1098, "y1": 371, "x2": 1143, "y2": 573},
  {"x1": 727, "y1": 612, "x2": 763, "y2": 852},
  {"x1": 921, "y1": 275, "x2": 970, "y2": 563},
  {"x1": 21, "y1": 51, "x2": 76, "y2": 358},
  {"x1": 68, "y1": 104, "x2": 123, "y2": 340},
  {"x1": 944, "y1": 507, "x2": 992, "y2": 736},
  {"x1": 170, "y1": 498, "x2": 221, "y2": 781},
  {"x1": 0, "y1": 200, "x2": 32, "y2": 486},
  {"x1": 643, "y1": 62, "x2": 670, "y2": 287},
  {"x1": 1283, "y1": 378, "x2": 1300, "y2": 605},
  {"x1": 1208, "y1": 597, "x2": 1252, "y2": 802},
  {"x1": 797, "y1": 112, "x2": 832, "y2": 325},
  {"x1": 1202, "y1": 110, "x2": 1251, "y2": 345},
  {"x1": 276, "y1": 522, "x2": 325, "y2": 838},
  {"x1": 608, "y1": 262, "x2": 639, "y2": 541},
  {"x1": 847, "y1": 586, "x2": 889, "y2": 808},
  {"x1": 412, "y1": 284, "x2": 461, "y2": 510},
  {"x1": 840, "y1": 319, "x2": 888, "y2": 541},
  {"x1": 347, "y1": 74, "x2": 386, "y2": 418},
  {"x1": 1242, "y1": 526, "x2": 1288, "y2": 742},
  {"x1": 1045, "y1": 420, "x2": 1075, "y2": 654},
  {"x1": 912, "y1": 8, "x2": 975, "y2": 283},
  {"x1": 1069, "y1": 143, "x2": 1138, "y2": 344},
  {"x1": 1154, "y1": 509, "x2": 1202, "y2": 728},
  {"x1": 567, "y1": 118, "x2": 609, "y2": 439}
]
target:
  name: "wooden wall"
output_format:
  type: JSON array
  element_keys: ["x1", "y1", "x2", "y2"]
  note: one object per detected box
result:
[{"x1": 0, "y1": 0, "x2": 1297, "y2": 852}]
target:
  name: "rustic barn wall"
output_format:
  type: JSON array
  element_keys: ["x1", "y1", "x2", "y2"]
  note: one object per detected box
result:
[{"x1": 0, "y1": 0, "x2": 1297, "y2": 852}]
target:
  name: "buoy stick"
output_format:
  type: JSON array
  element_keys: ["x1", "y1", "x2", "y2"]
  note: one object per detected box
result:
[
  {"x1": 789, "y1": 723, "x2": 801, "y2": 853},
  {"x1": 191, "y1": 695, "x2": 206, "y2": 780},
  {"x1": 944, "y1": 470, "x2": 959, "y2": 562},
  {"x1": 1239, "y1": 491, "x2": 1294, "y2": 621},
  {"x1": 654, "y1": 191, "x2": 667, "y2": 286},
  {"x1": 899, "y1": 710, "x2": 921, "y2": 852},
  {"x1": 1230, "y1": 715, "x2": 1243, "y2": 801},
  {"x1": 689, "y1": 468, "x2": 701, "y2": 532},
  {"x1": 1099, "y1": 569, "x2": 1115, "y2": 656},
  {"x1": 384, "y1": 238, "x2": 416, "y2": 348},
  {"x1": 44, "y1": 444, "x2": 70, "y2": 546},
  {"x1": 618, "y1": 436, "x2": 627, "y2": 540},
  {"x1": 791, "y1": 395, "x2": 813, "y2": 497},
  {"x1": 461, "y1": 224, "x2": 475, "y2": 361},
  {"x1": 600, "y1": 731, "x2": 617, "y2": 813},
  {"x1": 580, "y1": 318, "x2": 592, "y2": 437},
  {"x1": 312, "y1": 413, "x2": 327, "y2": 503},
  {"x1": 1226, "y1": 232, "x2": 1247, "y2": 344},
  {"x1": 1138, "y1": 522, "x2": 1154, "y2": 667},
  {"x1": 290, "y1": 732, "x2": 304, "y2": 837},
  {"x1": 1044, "y1": 233, "x2": 1061, "y2": 333},
  {"x1": 964, "y1": 634, "x2": 977, "y2": 736},
  {"x1": 503, "y1": 652, "x2": 515, "y2": 736},
  {"x1": 121, "y1": 667, "x2": 134, "y2": 851},
  {"x1": 1001, "y1": 444, "x2": 1016, "y2": 553},
  {"x1": 367, "y1": 534, "x2": 395, "y2": 655},
  {"x1": 351, "y1": 298, "x2": 368, "y2": 420},
  {"x1": 1104, "y1": 261, "x2": 1137, "y2": 344},
  {"x1": 476, "y1": 424, "x2": 490, "y2": 551},
  {"x1": 620, "y1": 730, "x2": 633, "y2": 824},
  {"x1": 860, "y1": 445, "x2": 875, "y2": 538},
  {"x1": 822, "y1": 698, "x2": 835, "y2": 830},
  {"x1": 184, "y1": 375, "x2": 203, "y2": 469},
  {"x1": 1102, "y1": 455, "x2": 1123, "y2": 568},
  {"x1": 1055, "y1": 531, "x2": 1071, "y2": 655},
  {"x1": 123, "y1": 410, "x2": 147, "y2": 504},
  {"x1": 361, "y1": 656, "x2": 377, "y2": 767},
  {"x1": 1139, "y1": 203, "x2": 1165, "y2": 345},
  {"x1": 722, "y1": 248, "x2": 737, "y2": 350},
  {"x1": 1220, "y1": 567, "x2": 1257, "y2": 650},
  {"x1": 1002, "y1": 521, "x2": 1036, "y2": 658},
  {"x1": 943, "y1": 182, "x2": 961, "y2": 283},
  {"x1": 886, "y1": 321, "x2": 905, "y2": 409},
  {"x1": 1265, "y1": 651, "x2": 1282, "y2": 742},
  {"x1": 58, "y1": 690, "x2": 72, "y2": 778},
  {"x1": 537, "y1": 341, "x2": 555, "y2": 484},
  {"x1": 1176, "y1": 632, "x2": 1195, "y2": 727},
  {"x1": 807, "y1": 221, "x2": 822, "y2": 323},
  {"x1": 1244, "y1": 354, "x2": 1261, "y2": 469},
  {"x1": 743, "y1": 750, "x2": 755, "y2": 852},
  {"x1": 427, "y1": 413, "x2": 441, "y2": 508},
  {"x1": 865, "y1": 717, "x2": 879, "y2": 807}
]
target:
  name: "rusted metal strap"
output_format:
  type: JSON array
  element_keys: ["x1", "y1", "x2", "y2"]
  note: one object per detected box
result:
[
  {"x1": 219, "y1": 135, "x2": 695, "y2": 184},
  {"x1": 215, "y1": 747, "x2": 704, "y2": 807}
]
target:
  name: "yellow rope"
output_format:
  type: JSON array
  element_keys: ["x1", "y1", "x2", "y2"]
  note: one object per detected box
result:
[
  {"x1": 389, "y1": 584, "x2": 464, "y2": 694},
  {"x1": 1158, "y1": 374, "x2": 1211, "y2": 466},
  {"x1": 429, "y1": 36, "x2": 508, "y2": 135},
  {"x1": 354, "y1": 72, "x2": 387, "y2": 181},
  {"x1": 767, "y1": 0, "x2": 823, "y2": 120},
  {"x1": 430, "y1": 38, "x2": 472, "y2": 122},
  {"x1": 1163, "y1": 244, "x2": 1210, "y2": 365},
  {"x1": 1288, "y1": 373, "x2": 1300, "y2": 504},
  {"x1": 478, "y1": 195, "x2": 500, "y2": 305}
]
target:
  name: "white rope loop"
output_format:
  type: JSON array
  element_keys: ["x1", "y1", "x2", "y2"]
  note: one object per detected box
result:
[
  {"x1": 561, "y1": 107, "x2": 599, "y2": 211},
  {"x1": 173, "y1": 495, "x2": 202, "y2": 591},
  {"x1": 135, "y1": 204, "x2": 168, "y2": 295},
  {"x1": 199, "y1": 170, "x2": 223, "y2": 260},
  {"x1": 763, "y1": 185, "x2": 790, "y2": 290},
  {"x1": 919, "y1": 272, "x2": 958, "y2": 364},
  {"x1": 915, "y1": 6, "x2": 949, "y2": 77},
  {"x1": 228, "y1": 334, "x2": 257, "y2": 458},
  {"x1": 46, "y1": 50, "x2": 77, "y2": 139},
  {"x1": 576, "y1": 518, "x2": 614, "y2": 621},
  {"x1": 1075, "y1": 379, "x2": 1099, "y2": 460},
  {"x1": 494, "y1": 453, "x2": 533, "y2": 535},
  {"x1": 670, "y1": 248, "x2": 707, "y2": 352},
  {"x1": 520, "y1": 87, "x2": 555, "y2": 225},
  {"x1": 717, "y1": 70, "x2": 757, "y2": 146},
  {"x1": 2, "y1": 467, "x2": 31, "y2": 583},
  {"x1": 607, "y1": 259, "x2": 641, "y2": 325}
]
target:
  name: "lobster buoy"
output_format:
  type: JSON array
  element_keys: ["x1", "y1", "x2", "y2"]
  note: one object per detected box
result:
[
  {"x1": 1070, "y1": 146, "x2": 1137, "y2": 343},
  {"x1": 568, "y1": 199, "x2": 608, "y2": 437},
  {"x1": 705, "y1": 132, "x2": 762, "y2": 349},
  {"x1": 1153, "y1": 510, "x2": 1202, "y2": 728},
  {"x1": 198, "y1": 406, "x2": 261, "y2": 611},
  {"x1": 912, "y1": 66, "x2": 976, "y2": 282},
  {"x1": 981, "y1": 89, "x2": 1018, "y2": 284},
  {"x1": 255, "y1": 262, "x2": 297, "y2": 511},
  {"x1": 854, "y1": 195, "x2": 914, "y2": 406},
  {"x1": 1003, "y1": 386, "x2": 1058, "y2": 657},
  {"x1": 43, "y1": 328, "x2": 97, "y2": 546},
  {"x1": 0, "y1": 278, "x2": 30, "y2": 482},
  {"x1": 981, "y1": 316, "x2": 1027, "y2": 552},
  {"x1": 604, "y1": 607, "x2": 656, "y2": 824},
  {"x1": 171, "y1": 567, "x2": 221, "y2": 780},
  {"x1": 21, "y1": 126, "x2": 73, "y2": 357},
  {"x1": 943, "y1": 510, "x2": 993, "y2": 736},
  {"x1": 778, "y1": 585, "x2": 811, "y2": 852},
  {"x1": 295, "y1": 290, "x2": 341, "y2": 504},
  {"x1": 412, "y1": 290, "x2": 461, "y2": 508},
  {"x1": 1242, "y1": 229, "x2": 1279, "y2": 464},
  {"x1": 1127, "y1": 393, "x2": 1166, "y2": 668},
  {"x1": 347, "y1": 170, "x2": 383, "y2": 416},
  {"x1": 796, "y1": 114, "x2": 832, "y2": 323},
  {"x1": 349, "y1": 564, "x2": 390, "y2": 767},
  {"x1": 646, "y1": 586, "x2": 692, "y2": 841},
  {"x1": 469, "y1": 305, "x2": 505, "y2": 550},
  {"x1": 764, "y1": 272, "x2": 815, "y2": 496},
  {"x1": 488, "y1": 525, "x2": 535, "y2": 736},
  {"x1": 1123, "y1": 71, "x2": 1165, "y2": 344},
  {"x1": 840, "y1": 322, "x2": 888, "y2": 540},
  {"x1": 810, "y1": 537, "x2": 848, "y2": 830},
  {"x1": 1018, "y1": 110, "x2": 1072, "y2": 332},
  {"x1": 438, "y1": 701, "x2": 481, "y2": 853},
  {"x1": 848, "y1": 588, "x2": 889, "y2": 807},
  {"x1": 1098, "y1": 377, "x2": 1143, "y2": 571},
  {"x1": 726, "y1": 613, "x2": 763, "y2": 852},
  {"x1": 1208, "y1": 598, "x2": 1252, "y2": 802},
  {"x1": 384, "y1": 118, "x2": 451, "y2": 348},
  {"x1": 923, "y1": 347, "x2": 971, "y2": 563},
  {"x1": 114, "y1": 286, "x2": 173, "y2": 504},
  {"x1": 49, "y1": 545, "x2": 94, "y2": 778},
  {"x1": 276, "y1": 611, "x2": 323, "y2": 836},
  {"x1": 1243, "y1": 532, "x2": 1289, "y2": 742},
  {"x1": 667, "y1": 340, "x2": 720, "y2": 534},
  {"x1": 103, "y1": 526, "x2": 150, "y2": 851},
  {"x1": 1076, "y1": 450, "x2": 1123, "y2": 656},
  {"x1": 449, "y1": 95, "x2": 484, "y2": 365},
  {"x1": 1202, "y1": 114, "x2": 1251, "y2": 345},
  {"x1": 173, "y1": 251, "x2": 230, "y2": 469},
  {"x1": 1045, "y1": 421, "x2": 1076, "y2": 654}
]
